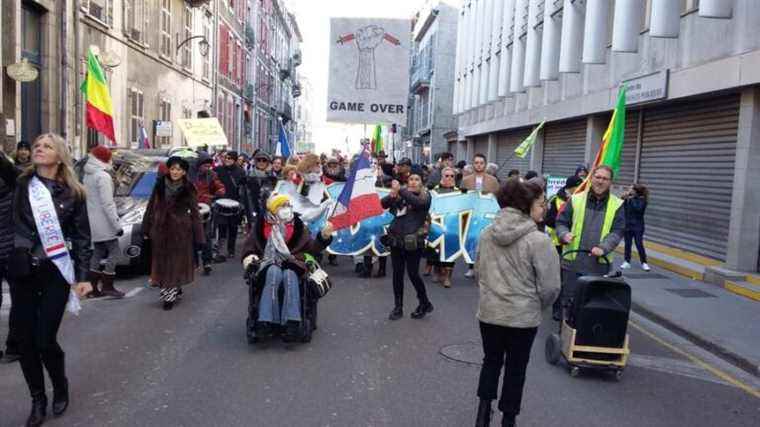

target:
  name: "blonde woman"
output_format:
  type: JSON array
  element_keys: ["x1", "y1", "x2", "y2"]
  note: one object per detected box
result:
[{"x1": 8, "y1": 133, "x2": 92, "y2": 426}]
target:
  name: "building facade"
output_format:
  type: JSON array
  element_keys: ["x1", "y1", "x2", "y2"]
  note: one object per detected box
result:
[
  {"x1": 454, "y1": 0, "x2": 760, "y2": 273},
  {"x1": 294, "y1": 76, "x2": 313, "y2": 153},
  {"x1": 403, "y1": 0, "x2": 458, "y2": 164}
]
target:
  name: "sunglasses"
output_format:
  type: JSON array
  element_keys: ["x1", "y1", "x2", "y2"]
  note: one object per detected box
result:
[
  {"x1": 443, "y1": 174, "x2": 455, "y2": 178},
  {"x1": 256, "y1": 158, "x2": 269, "y2": 162}
]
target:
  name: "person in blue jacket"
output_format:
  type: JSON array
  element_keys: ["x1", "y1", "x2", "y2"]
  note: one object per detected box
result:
[{"x1": 621, "y1": 184, "x2": 650, "y2": 271}]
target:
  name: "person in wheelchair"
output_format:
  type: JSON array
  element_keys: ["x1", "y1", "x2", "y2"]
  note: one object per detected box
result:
[{"x1": 241, "y1": 194, "x2": 334, "y2": 341}]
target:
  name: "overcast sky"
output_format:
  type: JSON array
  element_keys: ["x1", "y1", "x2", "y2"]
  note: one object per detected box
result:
[{"x1": 289, "y1": 0, "x2": 433, "y2": 155}]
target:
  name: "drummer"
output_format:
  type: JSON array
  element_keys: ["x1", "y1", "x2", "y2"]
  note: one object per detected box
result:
[
  {"x1": 193, "y1": 152, "x2": 226, "y2": 274},
  {"x1": 214, "y1": 151, "x2": 247, "y2": 262}
]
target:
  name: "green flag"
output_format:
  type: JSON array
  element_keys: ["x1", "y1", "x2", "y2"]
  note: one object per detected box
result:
[
  {"x1": 371, "y1": 124, "x2": 383, "y2": 154},
  {"x1": 599, "y1": 85, "x2": 627, "y2": 176},
  {"x1": 514, "y1": 120, "x2": 545, "y2": 158}
]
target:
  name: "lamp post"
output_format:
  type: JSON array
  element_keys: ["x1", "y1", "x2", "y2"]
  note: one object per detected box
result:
[{"x1": 176, "y1": 35, "x2": 210, "y2": 57}]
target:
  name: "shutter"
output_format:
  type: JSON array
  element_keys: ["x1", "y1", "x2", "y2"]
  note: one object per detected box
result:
[
  {"x1": 617, "y1": 109, "x2": 640, "y2": 185},
  {"x1": 474, "y1": 136, "x2": 488, "y2": 157},
  {"x1": 219, "y1": 26, "x2": 228, "y2": 74},
  {"x1": 496, "y1": 128, "x2": 531, "y2": 180},
  {"x1": 542, "y1": 118, "x2": 587, "y2": 178},
  {"x1": 639, "y1": 94, "x2": 739, "y2": 261}
]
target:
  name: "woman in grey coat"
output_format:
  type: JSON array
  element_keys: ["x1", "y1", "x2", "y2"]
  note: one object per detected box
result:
[
  {"x1": 474, "y1": 178, "x2": 561, "y2": 427},
  {"x1": 83, "y1": 145, "x2": 124, "y2": 298}
]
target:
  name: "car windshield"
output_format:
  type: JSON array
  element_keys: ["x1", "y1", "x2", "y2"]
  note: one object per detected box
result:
[{"x1": 130, "y1": 171, "x2": 157, "y2": 199}]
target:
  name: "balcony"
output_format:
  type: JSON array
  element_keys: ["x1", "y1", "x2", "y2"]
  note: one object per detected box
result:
[
  {"x1": 245, "y1": 84, "x2": 255, "y2": 100},
  {"x1": 245, "y1": 24, "x2": 255, "y2": 49},
  {"x1": 292, "y1": 83, "x2": 302, "y2": 98},
  {"x1": 279, "y1": 102, "x2": 293, "y2": 123},
  {"x1": 410, "y1": 62, "x2": 432, "y2": 94},
  {"x1": 185, "y1": 0, "x2": 210, "y2": 7}
]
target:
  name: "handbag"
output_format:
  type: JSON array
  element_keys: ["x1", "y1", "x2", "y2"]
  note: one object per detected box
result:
[{"x1": 304, "y1": 255, "x2": 332, "y2": 298}]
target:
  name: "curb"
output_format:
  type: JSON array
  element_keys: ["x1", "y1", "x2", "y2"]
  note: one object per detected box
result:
[{"x1": 631, "y1": 301, "x2": 760, "y2": 378}]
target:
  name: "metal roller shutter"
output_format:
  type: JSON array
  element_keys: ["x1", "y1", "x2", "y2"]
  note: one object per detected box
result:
[
  {"x1": 617, "y1": 110, "x2": 640, "y2": 186},
  {"x1": 474, "y1": 136, "x2": 489, "y2": 157},
  {"x1": 496, "y1": 128, "x2": 531, "y2": 180},
  {"x1": 542, "y1": 119, "x2": 587, "y2": 178},
  {"x1": 639, "y1": 94, "x2": 739, "y2": 261}
]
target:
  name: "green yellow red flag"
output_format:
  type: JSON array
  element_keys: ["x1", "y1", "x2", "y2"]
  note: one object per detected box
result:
[
  {"x1": 371, "y1": 124, "x2": 383, "y2": 154},
  {"x1": 80, "y1": 49, "x2": 116, "y2": 143}
]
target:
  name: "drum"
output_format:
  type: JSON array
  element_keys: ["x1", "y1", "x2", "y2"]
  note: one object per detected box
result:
[
  {"x1": 213, "y1": 198, "x2": 241, "y2": 217},
  {"x1": 198, "y1": 203, "x2": 211, "y2": 223}
]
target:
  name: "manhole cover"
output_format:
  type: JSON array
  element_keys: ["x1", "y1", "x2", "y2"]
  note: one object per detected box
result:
[
  {"x1": 623, "y1": 272, "x2": 667, "y2": 279},
  {"x1": 440, "y1": 342, "x2": 483, "y2": 366},
  {"x1": 665, "y1": 288, "x2": 716, "y2": 298}
]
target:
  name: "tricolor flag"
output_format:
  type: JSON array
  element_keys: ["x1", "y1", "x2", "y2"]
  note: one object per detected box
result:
[
  {"x1": 329, "y1": 150, "x2": 384, "y2": 230},
  {"x1": 80, "y1": 49, "x2": 116, "y2": 144},
  {"x1": 575, "y1": 85, "x2": 627, "y2": 193},
  {"x1": 139, "y1": 122, "x2": 151, "y2": 149},
  {"x1": 371, "y1": 124, "x2": 383, "y2": 154},
  {"x1": 275, "y1": 121, "x2": 291, "y2": 158}
]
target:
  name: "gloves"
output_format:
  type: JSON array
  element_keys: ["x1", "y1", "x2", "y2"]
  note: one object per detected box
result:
[
  {"x1": 320, "y1": 221, "x2": 335, "y2": 240},
  {"x1": 242, "y1": 254, "x2": 259, "y2": 270},
  {"x1": 116, "y1": 228, "x2": 124, "y2": 237}
]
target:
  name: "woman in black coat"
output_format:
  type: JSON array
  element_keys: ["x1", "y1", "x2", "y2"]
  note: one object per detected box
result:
[
  {"x1": 9, "y1": 133, "x2": 93, "y2": 426},
  {"x1": 621, "y1": 184, "x2": 650, "y2": 271},
  {"x1": 381, "y1": 174, "x2": 433, "y2": 320}
]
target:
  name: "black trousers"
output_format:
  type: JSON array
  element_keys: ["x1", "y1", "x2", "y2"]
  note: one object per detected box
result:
[
  {"x1": 390, "y1": 248, "x2": 429, "y2": 307},
  {"x1": 9, "y1": 261, "x2": 69, "y2": 397},
  {"x1": 477, "y1": 322, "x2": 538, "y2": 417},
  {"x1": 624, "y1": 229, "x2": 647, "y2": 263},
  {"x1": 216, "y1": 219, "x2": 239, "y2": 255},
  {"x1": 1, "y1": 265, "x2": 20, "y2": 353}
]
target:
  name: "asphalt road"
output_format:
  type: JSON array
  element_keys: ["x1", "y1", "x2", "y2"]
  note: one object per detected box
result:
[{"x1": 1, "y1": 255, "x2": 758, "y2": 427}]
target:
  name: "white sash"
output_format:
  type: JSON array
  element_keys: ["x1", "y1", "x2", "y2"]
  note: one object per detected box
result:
[{"x1": 28, "y1": 176, "x2": 76, "y2": 285}]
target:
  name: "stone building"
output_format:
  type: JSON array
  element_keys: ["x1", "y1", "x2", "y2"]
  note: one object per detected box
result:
[{"x1": 454, "y1": 0, "x2": 760, "y2": 274}]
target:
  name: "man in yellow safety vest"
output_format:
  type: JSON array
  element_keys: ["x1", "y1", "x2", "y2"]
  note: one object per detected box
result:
[
  {"x1": 545, "y1": 175, "x2": 584, "y2": 256},
  {"x1": 556, "y1": 165, "x2": 625, "y2": 276}
]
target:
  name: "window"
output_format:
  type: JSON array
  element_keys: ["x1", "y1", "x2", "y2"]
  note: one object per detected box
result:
[
  {"x1": 159, "y1": 99, "x2": 172, "y2": 147},
  {"x1": 125, "y1": 0, "x2": 146, "y2": 43},
  {"x1": 129, "y1": 88, "x2": 145, "y2": 147},
  {"x1": 183, "y1": 107, "x2": 192, "y2": 119},
  {"x1": 160, "y1": 0, "x2": 172, "y2": 59},
  {"x1": 202, "y1": 16, "x2": 212, "y2": 80},
  {"x1": 182, "y1": 6, "x2": 193, "y2": 69},
  {"x1": 219, "y1": 25, "x2": 229, "y2": 75},
  {"x1": 86, "y1": 0, "x2": 113, "y2": 26},
  {"x1": 229, "y1": 33, "x2": 235, "y2": 77}
]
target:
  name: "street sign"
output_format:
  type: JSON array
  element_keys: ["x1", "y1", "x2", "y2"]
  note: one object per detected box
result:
[
  {"x1": 624, "y1": 70, "x2": 669, "y2": 105},
  {"x1": 155, "y1": 120, "x2": 173, "y2": 137}
]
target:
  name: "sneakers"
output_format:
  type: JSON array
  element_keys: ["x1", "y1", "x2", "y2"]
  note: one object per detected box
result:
[
  {"x1": 642, "y1": 263, "x2": 651, "y2": 271},
  {"x1": 464, "y1": 268, "x2": 475, "y2": 278},
  {"x1": 620, "y1": 262, "x2": 631, "y2": 269}
]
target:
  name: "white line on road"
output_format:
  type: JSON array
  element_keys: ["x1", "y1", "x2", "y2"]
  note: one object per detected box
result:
[{"x1": 125, "y1": 287, "x2": 145, "y2": 298}]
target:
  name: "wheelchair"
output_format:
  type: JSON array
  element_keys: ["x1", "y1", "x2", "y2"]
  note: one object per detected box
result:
[{"x1": 244, "y1": 258, "x2": 330, "y2": 345}]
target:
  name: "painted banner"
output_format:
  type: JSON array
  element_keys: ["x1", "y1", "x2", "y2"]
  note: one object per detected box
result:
[
  {"x1": 327, "y1": 18, "x2": 410, "y2": 125},
  {"x1": 277, "y1": 182, "x2": 500, "y2": 262}
]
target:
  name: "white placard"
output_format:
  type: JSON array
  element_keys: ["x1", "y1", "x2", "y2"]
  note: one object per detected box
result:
[
  {"x1": 327, "y1": 18, "x2": 410, "y2": 125},
  {"x1": 155, "y1": 120, "x2": 173, "y2": 137}
]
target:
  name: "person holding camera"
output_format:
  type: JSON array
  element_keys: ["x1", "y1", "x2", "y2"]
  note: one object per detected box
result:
[
  {"x1": 83, "y1": 145, "x2": 126, "y2": 298},
  {"x1": 381, "y1": 174, "x2": 433, "y2": 321},
  {"x1": 621, "y1": 184, "x2": 650, "y2": 271},
  {"x1": 9, "y1": 133, "x2": 93, "y2": 426}
]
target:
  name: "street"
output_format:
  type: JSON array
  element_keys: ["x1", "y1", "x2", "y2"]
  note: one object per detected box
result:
[{"x1": 1, "y1": 255, "x2": 758, "y2": 427}]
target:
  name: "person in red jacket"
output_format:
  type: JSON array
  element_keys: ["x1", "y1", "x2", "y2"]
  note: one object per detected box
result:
[{"x1": 193, "y1": 153, "x2": 225, "y2": 274}]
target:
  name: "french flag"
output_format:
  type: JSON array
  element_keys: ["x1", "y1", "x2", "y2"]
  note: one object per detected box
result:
[
  {"x1": 139, "y1": 122, "x2": 151, "y2": 149},
  {"x1": 330, "y1": 150, "x2": 384, "y2": 230}
]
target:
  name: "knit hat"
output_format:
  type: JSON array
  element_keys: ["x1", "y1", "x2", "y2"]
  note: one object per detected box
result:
[
  {"x1": 166, "y1": 156, "x2": 190, "y2": 172},
  {"x1": 564, "y1": 175, "x2": 584, "y2": 190},
  {"x1": 266, "y1": 194, "x2": 291, "y2": 215},
  {"x1": 90, "y1": 145, "x2": 112, "y2": 164},
  {"x1": 16, "y1": 140, "x2": 31, "y2": 151}
]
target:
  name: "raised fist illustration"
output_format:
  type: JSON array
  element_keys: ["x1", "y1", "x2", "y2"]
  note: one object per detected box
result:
[
  {"x1": 356, "y1": 25, "x2": 385, "y2": 52},
  {"x1": 354, "y1": 25, "x2": 386, "y2": 89}
]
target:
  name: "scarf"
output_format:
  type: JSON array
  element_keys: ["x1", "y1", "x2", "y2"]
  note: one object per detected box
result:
[
  {"x1": 259, "y1": 212, "x2": 292, "y2": 273},
  {"x1": 250, "y1": 168, "x2": 270, "y2": 179},
  {"x1": 164, "y1": 177, "x2": 183, "y2": 198}
]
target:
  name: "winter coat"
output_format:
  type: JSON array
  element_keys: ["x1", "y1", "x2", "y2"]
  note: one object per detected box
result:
[
  {"x1": 193, "y1": 170, "x2": 226, "y2": 205},
  {"x1": 214, "y1": 165, "x2": 246, "y2": 201},
  {"x1": 624, "y1": 196, "x2": 647, "y2": 232},
  {"x1": 241, "y1": 213, "x2": 332, "y2": 276},
  {"x1": 426, "y1": 167, "x2": 443, "y2": 189},
  {"x1": 476, "y1": 208, "x2": 561, "y2": 328},
  {"x1": 556, "y1": 190, "x2": 625, "y2": 275},
  {"x1": 0, "y1": 153, "x2": 19, "y2": 265},
  {"x1": 83, "y1": 155, "x2": 121, "y2": 243},
  {"x1": 461, "y1": 173, "x2": 500, "y2": 195},
  {"x1": 381, "y1": 188, "x2": 431, "y2": 238},
  {"x1": 12, "y1": 174, "x2": 92, "y2": 282},
  {"x1": 243, "y1": 169, "x2": 278, "y2": 220},
  {"x1": 142, "y1": 177, "x2": 205, "y2": 288}
]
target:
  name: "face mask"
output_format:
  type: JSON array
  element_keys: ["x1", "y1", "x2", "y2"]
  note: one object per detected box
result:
[
  {"x1": 304, "y1": 172, "x2": 322, "y2": 182},
  {"x1": 277, "y1": 207, "x2": 294, "y2": 222}
]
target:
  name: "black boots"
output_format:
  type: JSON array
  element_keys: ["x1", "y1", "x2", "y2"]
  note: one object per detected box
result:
[
  {"x1": 388, "y1": 306, "x2": 403, "y2": 320},
  {"x1": 475, "y1": 399, "x2": 492, "y2": 427},
  {"x1": 26, "y1": 393, "x2": 47, "y2": 427},
  {"x1": 502, "y1": 414, "x2": 516, "y2": 427},
  {"x1": 375, "y1": 257, "x2": 387, "y2": 278},
  {"x1": 100, "y1": 273, "x2": 125, "y2": 298},
  {"x1": 52, "y1": 378, "x2": 69, "y2": 416},
  {"x1": 87, "y1": 271, "x2": 103, "y2": 298},
  {"x1": 411, "y1": 302, "x2": 434, "y2": 319}
]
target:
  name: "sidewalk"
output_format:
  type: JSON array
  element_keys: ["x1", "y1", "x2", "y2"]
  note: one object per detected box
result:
[{"x1": 616, "y1": 257, "x2": 760, "y2": 377}]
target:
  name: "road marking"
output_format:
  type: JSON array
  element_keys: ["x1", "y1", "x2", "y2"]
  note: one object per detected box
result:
[
  {"x1": 125, "y1": 287, "x2": 145, "y2": 298},
  {"x1": 627, "y1": 354, "x2": 729, "y2": 386},
  {"x1": 629, "y1": 320, "x2": 760, "y2": 399}
]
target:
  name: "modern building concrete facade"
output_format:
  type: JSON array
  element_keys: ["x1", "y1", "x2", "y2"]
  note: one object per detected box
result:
[
  {"x1": 453, "y1": 0, "x2": 760, "y2": 273},
  {"x1": 402, "y1": 0, "x2": 458, "y2": 164}
]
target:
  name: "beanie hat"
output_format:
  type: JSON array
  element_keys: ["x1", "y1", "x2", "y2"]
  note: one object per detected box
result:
[
  {"x1": 564, "y1": 175, "x2": 584, "y2": 190},
  {"x1": 16, "y1": 140, "x2": 31, "y2": 151},
  {"x1": 266, "y1": 194, "x2": 291, "y2": 215},
  {"x1": 166, "y1": 156, "x2": 190, "y2": 172},
  {"x1": 90, "y1": 145, "x2": 112, "y2": 164}
]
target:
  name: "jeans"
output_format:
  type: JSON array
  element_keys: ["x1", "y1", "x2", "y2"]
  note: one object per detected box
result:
[
  {"x1": 1, "y1": 264, "x2": 20, "y2": 354},
  {"x1": 90, "y1": 239, "x2": 120, "y2": 274},
  {"x1": 390, "y1": 248, "x2": 429, "y2": 307},
  {"x1": 9, "y1": 261, "x2": 69, "y2": 397},
  {"x1": 624, "y1": 229, "x2": 647, "y2": 263},
  {"x1": 477, "y1": 322, "x2": 538, "y2": 417},
  {"x1": 258, "y1": 265, "x2": 301, "y2": 325}
]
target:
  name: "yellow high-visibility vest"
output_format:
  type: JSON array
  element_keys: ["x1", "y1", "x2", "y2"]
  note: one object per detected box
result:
[
  {"x1": 565, "y1": 191, "x2": 623, "y2": 260},
  {"x1": 546, "y1": 196, "x2": 565, "y2": 247}
]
